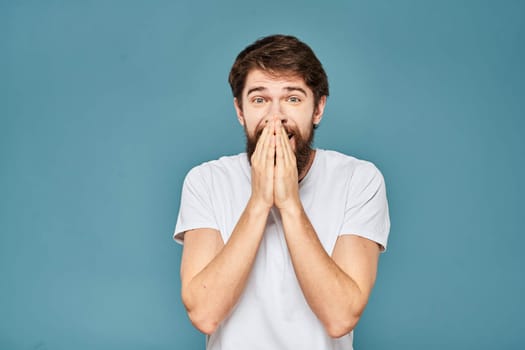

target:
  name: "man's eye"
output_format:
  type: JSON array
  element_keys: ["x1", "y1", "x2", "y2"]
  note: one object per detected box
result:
[
  {"x1": 288, "y1": 96, "x2": 301, "y2": 103},
  {"x1": 252, "y1": 97, "x2": 265, "y2": 104}
]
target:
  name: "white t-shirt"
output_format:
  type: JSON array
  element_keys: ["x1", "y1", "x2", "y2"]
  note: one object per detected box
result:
[{"x1": 174, "y1": 149, "x2": 390, "y2": 350}]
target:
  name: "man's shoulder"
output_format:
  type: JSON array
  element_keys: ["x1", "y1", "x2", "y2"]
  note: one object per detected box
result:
[
  {"x1": 184, "y1": 153, "x2": 249, "y2": 182},
  {"x1": 317, "y1": 149, "x2": 381, "y2": 175},
  {"x1": 194, "y1": 152, "x2": 245, "y2": 167}
]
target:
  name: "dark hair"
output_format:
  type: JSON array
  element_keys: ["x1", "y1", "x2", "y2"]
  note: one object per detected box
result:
[{"x1": 228, "y1": 34, "x2": 329, "y2": 110}]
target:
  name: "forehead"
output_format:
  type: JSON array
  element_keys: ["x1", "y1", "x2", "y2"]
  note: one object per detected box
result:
[{"x1": 243, "y1": 69, "x2": 309, "y2": 94}]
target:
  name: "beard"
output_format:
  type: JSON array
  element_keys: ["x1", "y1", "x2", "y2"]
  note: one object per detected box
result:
[{"x1": 245, "y1": 122, "x2": 315, "y2": 177}]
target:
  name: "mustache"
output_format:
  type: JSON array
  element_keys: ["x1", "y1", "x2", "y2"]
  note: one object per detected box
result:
[{"x1": 254, "y1": 122, "x2": 296, "y2": 140}]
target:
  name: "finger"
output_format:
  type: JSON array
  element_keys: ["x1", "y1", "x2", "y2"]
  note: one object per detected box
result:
[
  {"x1": 265, "y1": 120, "x2": 276, "y2": 167},
  {"x1": 285, "y1": 130, "x2": 296, "y2": 165},
  {"x1": 279, "y1": 122, "x2": 293, "y2": 164},
  {"x1": 251, "y1": 125, "x2": 265, "y2": 163},
  {"x1": 275, "y1": 121, "x2": 285, "y2": 169},
  {"x1": 253, "y1": 121, "x2": 271, "y2": 163},
  {"x1": 260, "y1": 124, "x2": 274, "y2": 171}
]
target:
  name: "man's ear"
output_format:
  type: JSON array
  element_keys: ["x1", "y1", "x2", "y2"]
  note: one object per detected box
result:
[
  {"x1": 234, "y1": 98, "x2": 245, "y2": 126},
  {"x1": 313, "y1": 95, "x2": 327, "y2": 125}
]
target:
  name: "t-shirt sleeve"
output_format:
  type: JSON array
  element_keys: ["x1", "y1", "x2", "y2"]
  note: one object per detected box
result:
[
  {"x1": 173, "y1": 166, "x2": 219, "y2": 244},
  {"x1": 339, "y1": 161, "x2": 391, "y2": 251}
]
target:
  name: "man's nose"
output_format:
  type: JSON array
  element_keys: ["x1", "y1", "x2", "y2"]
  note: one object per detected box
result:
[{"x1": 265, "y1": 102, "x2": 287, "y2": 123}]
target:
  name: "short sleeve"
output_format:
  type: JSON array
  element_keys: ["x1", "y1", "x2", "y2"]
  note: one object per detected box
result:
[
  {"x1": 340, "y1": 162, "x2": 391, "y2": 251},
  {"x1": 173, "y1": 166, "x2": 219, "y2": 244}
]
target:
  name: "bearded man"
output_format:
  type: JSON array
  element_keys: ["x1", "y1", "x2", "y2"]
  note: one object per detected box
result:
[{"x1": 174, "y1": 34, "x2": 390, "y2": 350}]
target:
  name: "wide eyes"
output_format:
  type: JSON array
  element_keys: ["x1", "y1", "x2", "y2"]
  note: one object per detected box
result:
[
  {"x1": 249, "y1": 96, "x2": 302, "y2": 105},
  {"x1": 287, "y1": 96, "x2": 301, "y2": 103}
]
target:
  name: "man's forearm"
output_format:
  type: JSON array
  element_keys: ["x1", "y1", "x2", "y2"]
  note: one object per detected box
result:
[
  {"x1": 182, "y1": 199, "x2": 270, "y2": 334},
  {"x1": 280, "y1": 205, "x2": 365, "y2": 338},
  {"x1": 183, "y1": 120, "x2": 276, "y2": 334}
]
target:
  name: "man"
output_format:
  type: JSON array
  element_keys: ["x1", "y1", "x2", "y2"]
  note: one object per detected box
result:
[{"x1": 174, "y1": 34, "x2": 390, "y2": 349}]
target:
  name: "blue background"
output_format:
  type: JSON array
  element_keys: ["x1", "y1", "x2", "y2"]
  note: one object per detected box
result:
[{"x1": 1, "y1": 0, "x2": 524, "y2": 349}]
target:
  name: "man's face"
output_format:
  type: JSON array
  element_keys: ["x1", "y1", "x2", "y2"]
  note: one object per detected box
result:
[{"x1": 234, "y1": 69, "x2": 326, "y2": 174}]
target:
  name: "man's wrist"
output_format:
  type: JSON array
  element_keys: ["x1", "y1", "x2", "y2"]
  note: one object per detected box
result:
[
  {"x1": 277, "y1": 200, "x2": 304, "y2": 218},
  {"x1": 247, "y1": 196, "x2": 273, "y2": 215}
]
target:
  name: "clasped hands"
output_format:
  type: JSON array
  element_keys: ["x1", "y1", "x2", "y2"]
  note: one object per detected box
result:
[{"x1": 250, "y1": 119, "x2": 301, "y2": 212}]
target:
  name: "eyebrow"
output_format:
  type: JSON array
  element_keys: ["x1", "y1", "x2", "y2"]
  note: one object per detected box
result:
[
  {"x1": 284, "y1": 86, "x2": 308, "y2": 96},
  {"x1": 246, "y1": 86, "x2": 308, "y2": 96}
]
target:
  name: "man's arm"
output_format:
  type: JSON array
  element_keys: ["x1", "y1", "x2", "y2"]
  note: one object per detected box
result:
[
  {"x1": 180, "y1": 200, "x2": 269, "y2": 334},
  {"x1": 280, "y1": 208, "x2": 380, "y2": 338},
  {"x1": 274, "y1": 120, "x2": 381, "y2": 338},
  {"x1": 180, "y1": 121, "x2": 275, "y2": 334}
]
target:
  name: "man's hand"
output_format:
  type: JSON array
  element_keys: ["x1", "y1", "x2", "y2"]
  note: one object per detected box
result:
[
  {"x1": 274, "y1": 120, "x2": 301, "y2": 211},
  {"x1": 250, "y1": 119, "x2": 301, "y2": 211},
  {"x1": 250, "y1": 120, "x2": 275, "y2": 210}
]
